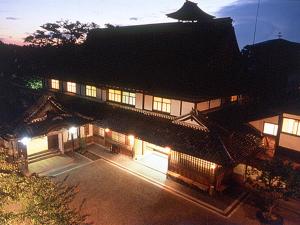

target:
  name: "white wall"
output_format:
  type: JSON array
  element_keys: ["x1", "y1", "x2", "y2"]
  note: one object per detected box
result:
[
  {"x1": 170, "y1": 99, "x2": 181, "y2": 116},
  {"x1": 279, "y1": 133, "x2": 300, "y2": 152},
  {"x1": 101, "y1": 89, "x2": 107, "y2": 101},
  {"x1": 76, "y1": 83, "x2": 81, "y2": 95},
  {"x1": 135, "y1": 93, "x2": 143, "y2": 109},
  {"x1": 181, "y1": 101, "x2": 194, "y2": 115},
  {"x1": 210, "y1": 99, "x2": 221, "y2": 108},
  {"x1": 249, "y1": 116, "x2": 279, "y2": 133},
  {"x1": 96, "y1": 88, "x2": 102, "y2": 99},
  {"x1": 144, "y1": 95, "x2": 153, "y2": 111},
  {"x1": 80, "y1": 85, "x2": 86, "y2": 96},
  {"x1": 197, "y1": 101, "x2": 210, "y2": 112}
]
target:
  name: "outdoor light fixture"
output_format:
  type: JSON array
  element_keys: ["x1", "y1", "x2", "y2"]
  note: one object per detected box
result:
[
  {"x1": 128, "y1": 135, "x2": 135, "y2": 146},
  {"x1": 69, "y1": 126, "x2": 77, "y2": 135},
  {"x1": 19, "y1": 137, "x2": 31, "y2": 146},
  {"x1": 105, "y1": 128, "x2": 110, "y2": 133}
]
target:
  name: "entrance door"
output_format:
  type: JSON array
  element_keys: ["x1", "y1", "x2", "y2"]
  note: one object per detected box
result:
[
  {"x1": 27, "y1": 136, "x2": 48, "y2": 155},
  {"x1": 139, "y1": 142, "x2": 168, "y2": 174},
  {"x1": 48, "y1": 135, "x2": 59, "y2": 150}
]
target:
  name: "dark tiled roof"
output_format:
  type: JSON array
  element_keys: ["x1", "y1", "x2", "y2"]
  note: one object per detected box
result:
[{"x1": 27, "y1": 21, "x2": 243, "y2": 99}]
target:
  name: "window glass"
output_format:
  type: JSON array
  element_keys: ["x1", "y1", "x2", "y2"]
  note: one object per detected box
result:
[
  {"x1": 122, "y1": 91, "x2": 136, "y2": 106},
  {"x1": 67, "y1": 82, "x2": 76, "y2": 93},
  {"x1": 282, "y1": 118, "x2": 300, "y2": 136},
  {"x1": 51, "y1": 79, "x2": 59, "y2": 89},
  {"x1": 112, "y1": 131, "x2": 126, "y2": 144},
  {"x1": 263, "y1": 123, "x2": 278, "y2": 136},
  {"x1": 108, "y1": 89, "x2": 121, "y2": 102},
  {"x1": 86, "y1": 85, "x2": 96, "y2": 97},
  {"x1": 153, "y1": 97, "x2": 171, "y2": 113}
]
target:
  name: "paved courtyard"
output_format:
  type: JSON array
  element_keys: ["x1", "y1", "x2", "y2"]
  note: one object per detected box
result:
[{"x1": 54, "y1": 157, "x2": 262, "y2": 225}]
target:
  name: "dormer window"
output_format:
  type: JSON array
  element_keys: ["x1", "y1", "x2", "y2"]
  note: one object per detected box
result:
[
  {"x1": 51, "y1": 79, "x2": 59, "y2": 89},
  {"x1": 67, "y1": 82, "x2": 76, "y2": 93}
]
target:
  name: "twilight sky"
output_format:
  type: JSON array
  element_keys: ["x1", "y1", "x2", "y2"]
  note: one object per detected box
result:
[{"x1": 0, "y1": 0, "x2": 299, "y2": 48}]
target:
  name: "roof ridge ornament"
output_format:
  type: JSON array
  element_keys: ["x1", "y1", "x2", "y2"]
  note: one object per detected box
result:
[{"x1": 166, "y1": 0, "x2": 215, "y2": 22}]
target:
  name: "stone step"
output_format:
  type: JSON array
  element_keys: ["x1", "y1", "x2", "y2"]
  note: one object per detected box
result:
[{"x1": 28, "y1": 151, "x2": 61, "y2": 164}]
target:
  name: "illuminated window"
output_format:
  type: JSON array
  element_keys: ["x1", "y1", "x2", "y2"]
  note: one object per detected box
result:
[
  {"x1": 112, "y1": 131, "x2": 126, "y2": 144},
  {"x1": 86, "y1": 85, "x2": 96, "y2": 97},
  {"x1": 153, "y1": 97, "x2": 171, "y2": 113},
  {"x1": 122, "y1": 92, "x2": 136, "y2": 106},
  {"x1": 68, "y1": 128, "x2": 78, "y2": 140},
  {"x1": 51, "y1": 79, "x2": 59, "y2": 89},
  {"x1": 263, "y1": 123, "x2": 278, "y2": 136},
  {"x1": 282, "y1": 118, "x2": 300, "y2": 136},
  {"x1": 230, "y1": 95, "x2": 238, "y2": 102},
  {"x1": 108, "y1": 89, "x2": 121, "y2": 102},
  {"x1": 99, "y1": 128, "x2": 105, "y2": 137},
  {"x1": 67, "y1": 82, "x2": 76, "y2": 93}
]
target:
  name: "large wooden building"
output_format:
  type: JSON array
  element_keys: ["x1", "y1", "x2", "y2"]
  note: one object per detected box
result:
[{"x1": 0, "y1": 1, "x2": 264, "y2": 193}]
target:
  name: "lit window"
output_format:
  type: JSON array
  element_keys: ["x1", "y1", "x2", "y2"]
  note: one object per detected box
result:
[
  {"x1": 263, "y1": 123, "x2": 278, "y2": 136},
  {"x1": 282, "y1": 118, "x2": 300, "y2": 136},
  {"x1": 99, "y1": 128, "x2": 105, "y2": 137},
  {"x1": 67, "y1": 82, "x2": 76, "y2": 93},
  {"x1": 122, "y1": 92, "x2": 136, "y2": 106},
  {"x1": 86, "y1": 85, "x2": 96, "y2": 97},
  {"x1": 230, "y1": 95, "x2": 238, "y2": 102},
  {"x1": 51, "y1": 79, "x2": 59, "y2": 89},
  {"x1": 108, "y1": 89, "x2": 121, "y2": 102},
  {"x1": 153, "y1": 97, "x2": 171, "y2": 113},
  {"x1": 68, "y1": 127, "x2": 78, "y2": 140},
  {"x1": 112, "y1": 131, "x2": 126, "y2": 144}
]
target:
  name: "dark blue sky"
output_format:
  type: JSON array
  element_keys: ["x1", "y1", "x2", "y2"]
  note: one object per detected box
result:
[{"x1": 0, "y1": 0, "x2": 299, "y2": 48}]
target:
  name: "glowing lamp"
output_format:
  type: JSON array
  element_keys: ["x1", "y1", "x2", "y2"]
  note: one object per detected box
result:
[
  {"x1": 20, "y1": 137, "x2": 31, "y2": 146},
  {"x1": 105, "y1": 128, "x2": 110, "y2": 133},
  {"x1": 128, "y1": 135, "x2": 135, "y2": 146},
  {"x1": 69, "y1": 127, "x2": 77, "y2": 135}
]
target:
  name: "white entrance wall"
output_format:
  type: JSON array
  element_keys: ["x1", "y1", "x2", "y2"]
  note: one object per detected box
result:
[{"x1": 27, "y1": 136, "x2": 48, "y2": 155}]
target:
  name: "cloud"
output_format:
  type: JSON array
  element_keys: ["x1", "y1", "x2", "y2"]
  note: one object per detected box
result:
[
  {"x1": 129, "y1": 17, "x2": 138, "y2": 21},
  {"x1": 6, "y1": 17, "x2": 20, "y2": 20},
  {"x1": 217, "y1": 0, "x2": 300, "y2": 48}
]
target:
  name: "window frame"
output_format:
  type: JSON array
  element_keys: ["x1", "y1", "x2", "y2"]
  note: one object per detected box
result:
[
  {"x1": 153, "y1": 96, "x2": 171, "y2": 113},
  {"x1": 111, "y1": 131, "x2": 126, "y2": 144},
  {"x1": 108, "y1": 89, "x2": 122, "y2": 103},
  {"x1": 51, "y1": 79, "x2": 60, "y2": 90},
  {"x1": 67, "y1": 82, "x2": 76, "y2": 93},
  {"x1": 263, "y1": 122, "x2": 278, "y2": 136},
  {"x1": 282, "y1": 117, "x2": 300, "y2": 136},
  {"x1": 86, "y1": 85, "x2": 97, "y2": 97},
  {"x1": 122, "y1": 91, "x2": 136, "y2": 106}
]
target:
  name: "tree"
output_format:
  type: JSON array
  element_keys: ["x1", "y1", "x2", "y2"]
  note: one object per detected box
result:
[
  {"x1": 0, "y1": 148, "x2": 89, "y2": 224},
  {"x1": 24, "y1": 20, "x2": 99, "y2": 47},
  {"x1": 246, "y1": 158, "x2": 300, "y2": 223}
]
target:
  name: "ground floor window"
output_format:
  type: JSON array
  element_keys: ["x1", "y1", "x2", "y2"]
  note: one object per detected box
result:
[
  {"x1": 112, "y1": 131, "x2": 126, "y2": 144},
  {"x1": 263, "y1": 122, "x2": 278, "y2": 136}
]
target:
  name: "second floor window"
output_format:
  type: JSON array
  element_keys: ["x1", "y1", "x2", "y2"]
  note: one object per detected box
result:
[
  {"x1": 51, "y1": 79, "x2": 59, "y2": 89},
  {"x1": 153, "y1": 97, "x2": 171, "y2": 113},
  {"x1": 67, "y1": 82, "x2": 76, "y2": 93},
  {"x1": 86, "y1": 85, "x2": 96, "y2": 97},
  {"x1": 122, "y1": 92, "x2": 136, "y2": 106},
  {"x1": 282, "y1": 118, "x2": 300, "y2": 136},
  {"x1": 263, "y1": 122, "x2": 278, "y2": 136},
  {"x1": 108, "y1": 89, "x2": 121, "y2": 102},
  {"x1": 230, "y1": 95, "x2": 238, "y2": 102}
]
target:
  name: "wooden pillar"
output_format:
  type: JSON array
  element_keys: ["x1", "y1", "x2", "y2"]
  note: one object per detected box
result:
[{"x1": 58, "y1": 133, "x2": 64, "y2": 154}]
